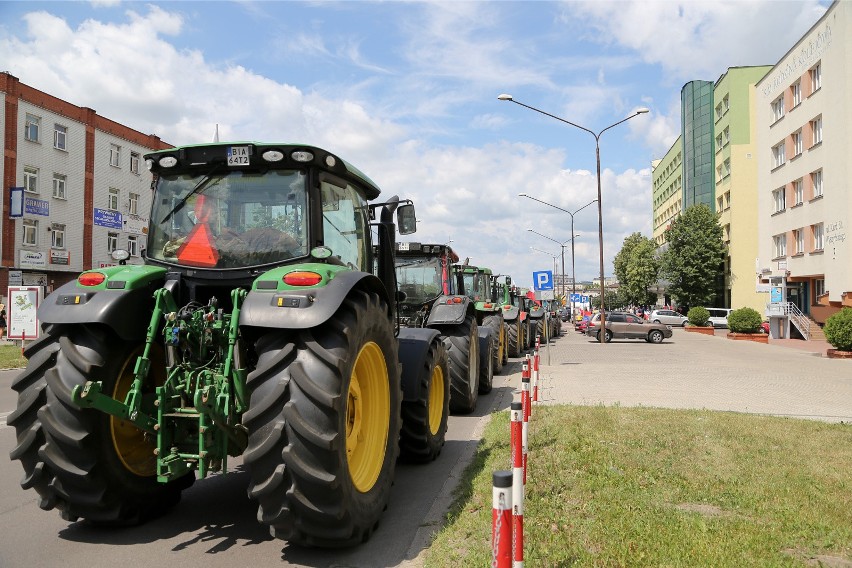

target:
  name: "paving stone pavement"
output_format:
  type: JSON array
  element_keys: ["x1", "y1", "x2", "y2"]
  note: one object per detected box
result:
[{"x1": 492, "y1": 325, "x2": 852, "y2": 423}]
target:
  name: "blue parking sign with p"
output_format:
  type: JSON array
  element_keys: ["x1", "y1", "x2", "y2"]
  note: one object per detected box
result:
[{"x1": 532, "y1": 271, "x2": 553, "y2": 291}]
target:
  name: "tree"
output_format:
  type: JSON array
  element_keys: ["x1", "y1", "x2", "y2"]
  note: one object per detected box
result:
[
  {"x1": 613, "y1": 232, "x2": 660, "y2": 307},
  {"x1": 660, "y1": 204, "x2": 726, "y2": 310}
]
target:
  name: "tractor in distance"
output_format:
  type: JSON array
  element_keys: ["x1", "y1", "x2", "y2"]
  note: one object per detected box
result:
[
  {"x1": 457, "y1": 264, "x2": 506, "y2": 392},
  {"x1": 394, "y1": 242, "x2": 480, "y2": 414},
  {"x1": 8, "y1": 141, "x2": 448, "y2": 548},
  {"x1": 496, "y1": 276, "x2": 527, "y2": 358},
  {"x1": 526, "y1": 291, "x2": 548, "y2": 345}
]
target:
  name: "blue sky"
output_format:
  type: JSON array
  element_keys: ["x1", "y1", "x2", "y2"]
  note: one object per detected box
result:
[{"x1": 0, "y1": 0, "x2": 830, "y2": 289}]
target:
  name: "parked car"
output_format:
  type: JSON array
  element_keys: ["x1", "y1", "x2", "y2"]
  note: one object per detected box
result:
[
  {"x1": 703, "y1": 307, "x2": 733, "y2": 328},
  {"x1": 586, "y1": 311, "x2": 673, "y2": 343},
  {"x1": 650, "y1": 309, "x2": 688, "y2": 326}
]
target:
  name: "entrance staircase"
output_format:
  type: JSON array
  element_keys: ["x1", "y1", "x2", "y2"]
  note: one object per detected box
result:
[{"x1": 785, "y1": 302, "x2": 825, "y2": 341}]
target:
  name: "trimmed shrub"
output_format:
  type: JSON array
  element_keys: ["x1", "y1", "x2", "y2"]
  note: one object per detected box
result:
[
  {"x1": 824, "y1": 308, "x2": 852, "y2": 351},
  {"x1": 728, "y1": 307, "x2": 763, "y2": 333},
  {"x1": 687, "y1": 306, "x2": 710, "y2": 327}
]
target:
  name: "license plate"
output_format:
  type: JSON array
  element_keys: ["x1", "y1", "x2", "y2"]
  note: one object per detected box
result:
[
  {"x1": 227, "y1": 146, "x2": 250, "y2": 166},
  {"x1": 398, "y1": 242, "x2": 410, "y2": 251}
]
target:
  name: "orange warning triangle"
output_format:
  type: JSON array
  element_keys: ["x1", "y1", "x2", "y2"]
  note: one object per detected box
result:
[{"x1": 176, "y1": 223, "x2": 219, "y2": 267}]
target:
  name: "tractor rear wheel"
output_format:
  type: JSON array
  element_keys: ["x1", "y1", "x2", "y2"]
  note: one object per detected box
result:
[
  {"x1": 244, "y1": 290, "x2": 401, "y2": 547},
  {"x1": 482, "y1": 314, "x2": 504, "y2": 374},
  {"x1": 8, "y1": 324, "x2": 190, "y2": 525},
  {"x1": 399, "y1": 337, "x2": 449, "y2": 463},
  {"x1": 442, "y1": 315, "x2": 479, "y2": 414},
  {"x1": 507, "y1": 320, "x2": 521, "y2": 358},
  {"x1": 478, "y1": 331, "x2": 494, "y2": 394}
]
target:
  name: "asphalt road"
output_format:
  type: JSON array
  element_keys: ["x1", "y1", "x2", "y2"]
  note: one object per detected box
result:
[{"x1": 0, "y1": 362, "x2": 516, "y2": 568}]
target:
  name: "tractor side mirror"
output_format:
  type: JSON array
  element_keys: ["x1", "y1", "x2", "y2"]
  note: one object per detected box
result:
[
  {"x1": 397, "y1": 203, "x2": 416, "y2": 235},
  {"x1": 505, "y1": 276, "x2": 512, "y2": 286}
]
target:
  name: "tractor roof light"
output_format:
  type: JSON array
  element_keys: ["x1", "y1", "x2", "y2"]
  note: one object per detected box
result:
[
  {"x1": 158, "y1": 156, "x2": 178, "y2": 168},
  {"x1": 262, "y1": 150, "x2": 285, "y2": 162},
  {"x1": 291, "y1": 151, "x2": 314, "y2": 163},
  {"x1": 78, "y1": 272, "x2": 107, "y2": 286},
  {"x1": 283, "y1": 271, "x2": 323, "y2": 286}
]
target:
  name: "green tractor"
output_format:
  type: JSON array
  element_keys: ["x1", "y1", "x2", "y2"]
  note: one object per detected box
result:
[
  {"x1": 8, "y1": 142, "x2": 448, "y2": 548},
  {"x1": 457, "y1": 265, "x2": 506, "y2": 390},
  {"x1": 496, "y1": 277, "x2": 528, "y2": 358},
  {"x1": 394, "y1": 242, "x2": 479, "y2": 414}
]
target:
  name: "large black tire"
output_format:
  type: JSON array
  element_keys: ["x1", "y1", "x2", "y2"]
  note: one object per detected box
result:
[
  {"x1": 534, "y1": 318, "x2": 545, "y2": 344},
  {"x1": 478, "y1": 331, "x2": 494, "y2": 395},
  {"x1": 8, "y1": 324, "x2": 191, "y2": 525},
  {"x1": 507, "y1": 319, "x2": 522, "y2": 358},
  {"x1": 482, "y1": 314, "x2": 504, "y2": 375},
  {"x1": 243, "y1": 290, "x2": 401, "y2": 547},
  {"x1": 442, "y1": 315, "x2": 479, "y2": 414},
  {"x1": 399, "y1": 338, "x2": 449, "y2": 463}
]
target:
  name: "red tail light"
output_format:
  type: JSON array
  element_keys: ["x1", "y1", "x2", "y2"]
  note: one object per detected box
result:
[
  {"x1": 283, "y1": 271, "x2": 323, "y2": 286},
  {"x1": 446, "y1": 297, "x2": 463, "y2": 304},
  {"x1": 78, "y1": 272, "x2": 106, "y2": 286},
  {"x1": 483, "y1": 303, "x2": 493, "y2": 309}
]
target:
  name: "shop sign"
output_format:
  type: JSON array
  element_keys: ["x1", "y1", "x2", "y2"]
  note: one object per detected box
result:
[{"x1": 19, "y1": 250, "x2": 47, "y2": 269}]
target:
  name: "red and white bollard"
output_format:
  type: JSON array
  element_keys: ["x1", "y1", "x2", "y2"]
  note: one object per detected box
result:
[
  {"x1": 532, "y1": 347, "x2": 539, "y2": 403},
  {"x1": 492, "y1": 470, "x2": 513, "y2": 568},
  {"x1": 520, "y1": 368, "x2": 530, "y2": 484},
  {"x1": 510, "y1": 402, "x2": 524, "y2": 567}
]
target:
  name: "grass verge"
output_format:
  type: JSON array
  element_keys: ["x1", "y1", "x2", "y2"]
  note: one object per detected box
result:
[
  {"x1": 0, "y1": 344, "x2": 27, "y2": 370},
  {"x1": 423, "y1": 406, "x2": 852, "y2": 567}
]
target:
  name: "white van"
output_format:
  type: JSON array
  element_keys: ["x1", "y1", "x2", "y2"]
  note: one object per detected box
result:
[{"x1": 704, "y1": 308, "x2": 732, "y2": 328}]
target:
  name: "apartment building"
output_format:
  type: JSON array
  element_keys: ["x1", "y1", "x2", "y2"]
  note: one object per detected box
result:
[
  {"x1": 713, "y1": 66, "x2": 772, "y2": 312},
  {"x1": 755, "y1": 0, "x2": 850, "y2": 324},
  {"x1": 651, "y1": 137, "x2": 683, "y2": 248},
  {"x1": 0, "y1": 72, "x2": 170, "y2": 295}
]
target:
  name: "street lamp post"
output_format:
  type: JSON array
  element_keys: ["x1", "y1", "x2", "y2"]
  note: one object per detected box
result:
[
  {"x1": 521, "y1": 195, "x2": 596, "y2": 317},
  {"x1": 530, "y1": 247, "x2": 558, "y2": 277},
  {"x1": 501, "y1": 94, "x2": 649, "y2": 343}
]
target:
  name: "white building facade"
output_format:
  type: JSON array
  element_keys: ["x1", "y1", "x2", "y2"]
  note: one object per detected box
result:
[
  {"x1": 1, "y1": 72, "x2": 170, "y2": 295},
  {"x1": 756, "y1": 1, "x2": 851, "y2": 324}
]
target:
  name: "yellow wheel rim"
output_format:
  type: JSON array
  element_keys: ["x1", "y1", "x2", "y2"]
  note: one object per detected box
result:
[
  {"x1": 427, "y1": 361, "x2": 445, "y2": 436},
  {"x1": 110, "y1": 345, "x2": 163, "y2": 477},
  {"x1": 346, "y1": 341, "x2": 390, "y2": 493}
]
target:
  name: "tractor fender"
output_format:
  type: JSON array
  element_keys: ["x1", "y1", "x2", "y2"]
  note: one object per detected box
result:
[
  {"x1": 502, "y1": 305, "x2": 520, "y2": 321},
  {"x1": 239, "y1": 270, "x2": 390, "y2": 330},
  {"x1": 35, "y1": 278, "x2": 164, "y2": 341},
  {"x1": 397, "y1": 327, "x2": 442, "y2": 402},
  {"x1": 425, "y1": 295, "x2": 471, "y2": 326},
  {"x1": 528, "y1": 306, "x2": 545, "y2": 319}
]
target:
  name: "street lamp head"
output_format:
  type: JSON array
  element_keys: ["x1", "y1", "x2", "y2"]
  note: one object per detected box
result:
[
  {"x1": 635, "y1": 107, "x2": 650, "y2": 115},
  {"x1": 497, "y1": 94, "x2": 514, "y2": 101},
  {"x1": 518, "y1": 192, "x2": 528, "y2": 197}
]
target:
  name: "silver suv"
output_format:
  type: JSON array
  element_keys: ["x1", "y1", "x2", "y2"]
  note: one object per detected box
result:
[
  {"x1": 585, "y1": 311, "x2": 673, "y2": 343},
  {"x1": 650, "y1": 309, "x2": 688, "y2": 326}
]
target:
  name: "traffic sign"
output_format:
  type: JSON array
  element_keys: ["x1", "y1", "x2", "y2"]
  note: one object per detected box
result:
[{"x1": 532, "y1": 270, "x2": 553, "y2": 291}]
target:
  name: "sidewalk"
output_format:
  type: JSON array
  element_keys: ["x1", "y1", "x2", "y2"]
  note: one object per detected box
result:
[{"x1": 496, "y1": 326, "x2": 852, "y2": 423}]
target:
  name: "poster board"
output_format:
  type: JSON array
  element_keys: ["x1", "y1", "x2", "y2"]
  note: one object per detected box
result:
[{"x1": 7, "y1": 286, "x2": 43, "y2": 340}]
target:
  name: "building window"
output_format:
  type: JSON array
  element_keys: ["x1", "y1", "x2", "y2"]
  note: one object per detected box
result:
[
  {"x1": 773, "y1": 234, "x2": 786, "y2": 258},
  {"x1": 722, "y1": 94, "x2": 729, "y2": 113},
  {"x1": 54, "y1": 124, "x2": 67, "y2": 151},
  {"x1": 812, "y1": 169, "x2": 823, "y2": 198},
  {"x1": 792, "y1": 130, "x2": 803, "y2": 157},
  {"x1": 23, "y1": 219, "x2": 38, "y2": 246},
  {"x1": 794, "y1": 179, "x2": 803, "y2": 205},
  {"x1": 51, "y1": 223, "x2": 66, "y2": 249},
  {"x1": 772, "y1": 142, "x2": 786, "y2": 168},
  {"x1": 813, "y1": 223, "x2": 824, "y2": 251},
  {"x1": 108, "y1": 187, "x2": 119, "y2": 210},
  {"x1": 130, "y1": 152, "x2": 140, "y2": 174},
  {"x1": 722, "y1": 127, "x2": 729, "y2": 146},
  {"x1": 52, "y1": 173, "x2": 67, "y2": 199},
  {"x1": 127, "y1": 235, "x2": 138, "y2": 257},
  {"x1": 793, "y1": 229, "x2": 804, "y2": 255},
  {"x1": 771, "y1": 96, "x2": 785, "y2": 122},
  {"x1": 810, "y1": 62, "x2": 821, "y2": 93},
  {"x1": 773, "y1": 188, "x2": 786, "y2": 213},
  {"x1": 814, "y1": 278, "x2": 825, "y2": 299},
  {"x1": 811, "y1": 116, "x2": 822, "y2": 145},
  {"x1": 791, "y1": 81, "x2": 801, "y2": 107},
  {"x1": 715, "y1": 133, "x2": 723, "y2": 148},
  {"x1": 24, "y1": 167, "x2": 39, "y2": 193},
  {"x1": 109, "y1": 144, "x2": 121, "y2": 167},
  {"x1": 25, "y1": 114, "x2": 40, "y2": 142},
  {"x1": 107, "y1": 232, "x2": 118, "y2": 253},
  {"x1": 128, "y1": 192, "x2": 139, "y2": 215}
]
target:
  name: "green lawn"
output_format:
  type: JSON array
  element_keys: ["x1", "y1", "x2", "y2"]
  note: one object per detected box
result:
[
  {"x1": 0, "y1": 344, "x2": 28, "y2": 370},
  {"x1": 424, "y1": 406, "x2": 852, "y2": 567}
]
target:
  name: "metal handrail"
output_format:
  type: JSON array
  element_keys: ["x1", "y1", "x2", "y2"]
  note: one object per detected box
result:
[{"x1": 767, "y1": 301, "x2": 811, "y2": 340}]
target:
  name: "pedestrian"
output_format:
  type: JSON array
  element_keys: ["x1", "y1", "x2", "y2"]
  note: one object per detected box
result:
[{"x1": 0, "y1": 309, "x2": 6, "y2": 340}]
